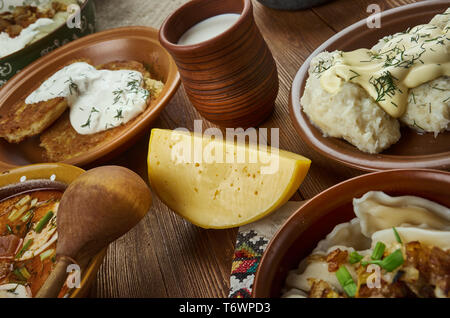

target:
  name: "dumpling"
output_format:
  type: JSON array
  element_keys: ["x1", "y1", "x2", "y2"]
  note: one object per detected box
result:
[
  {"x1": 372, "y1": 227, "x2": 450, "y2": 251},
  {"x1": 313, "y1": 218, "x2": 371, "y2": 253},
  {"x1": 353, "y1": 191, "x2": 450, "y2": 237}
]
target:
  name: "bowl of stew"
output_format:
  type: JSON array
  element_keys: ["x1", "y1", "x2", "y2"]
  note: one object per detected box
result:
[{"x1": 0, "y1": 163, "x2": 105, "y2": 298}]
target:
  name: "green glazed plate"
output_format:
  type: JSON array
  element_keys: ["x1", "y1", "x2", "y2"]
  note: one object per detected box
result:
[{"x1": 0, "y1": 0, "x2": 96, "y2": 85}]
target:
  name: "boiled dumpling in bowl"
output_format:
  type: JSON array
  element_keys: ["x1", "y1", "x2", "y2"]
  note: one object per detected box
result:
[{"x1": 283, "y1": 191, "x2": 450, "y2": 298}]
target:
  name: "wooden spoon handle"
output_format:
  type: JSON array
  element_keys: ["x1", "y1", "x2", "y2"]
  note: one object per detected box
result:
[{"x1": 36, "y1": 256, "x2": 73, "y2": 298}]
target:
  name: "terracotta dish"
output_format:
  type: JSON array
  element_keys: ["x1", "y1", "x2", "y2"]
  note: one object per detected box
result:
[
  {"x1": 290, "y1": 1, "x2": 450, "y2": 171},
  {"x1": 159, "y1": 0, "x2": 279, "y2": 128},
  {"x1": 252, "y1": 169, "x2": 450, "y2": 297},
  {"x1": 0, "y1": 26, "x2": 180, "y2": 170},
  {"x1": 0, "y1": 163, "x2": 106, "y2": 298}
]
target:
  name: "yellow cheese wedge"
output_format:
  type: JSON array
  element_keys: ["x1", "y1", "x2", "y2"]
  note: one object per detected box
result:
[{"x1": 147, "y1": 129, "x2": 311, "y2": 229}]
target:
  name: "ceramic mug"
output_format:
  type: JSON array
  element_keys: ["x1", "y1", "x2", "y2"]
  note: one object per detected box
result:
[{"x1": 159, "y1": 0, "x2": 279, "y2": 128}]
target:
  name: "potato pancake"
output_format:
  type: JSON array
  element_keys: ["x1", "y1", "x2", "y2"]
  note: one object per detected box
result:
[
  {"x1": 39, "y1": 60, "x2": 164, "y2": 162},
  {"x1": 0, "y1": 59, "x2": 92, "y2": 144}
]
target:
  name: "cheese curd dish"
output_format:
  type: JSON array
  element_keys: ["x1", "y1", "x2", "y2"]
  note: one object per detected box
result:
[
  {"x1": 283, "y1": 191, "x2": 450, "y2": 298},
  {"x1": 301, "y1": 8, "x2": 450, "y2": 154},
  {"x1": 0, "y1": 0, "x2": 79, "y2": 58}
]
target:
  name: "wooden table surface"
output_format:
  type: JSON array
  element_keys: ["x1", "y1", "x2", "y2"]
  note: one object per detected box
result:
[{"x1": 90, "y1": 0, "x2": 420, "y2": 298}]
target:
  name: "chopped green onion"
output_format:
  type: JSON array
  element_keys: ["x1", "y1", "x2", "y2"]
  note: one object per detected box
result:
[
  {"x1": 13, "y1": 269, "x2": 26, "y2": 281},
  {"x1": 20, "y1": 210, "x2": 34, "y2": 223},
  {"x1": 34, "y1": 211, "x2": 54, "y2": 233},
  {"x1": 19, "y1": 267, "x2": 31, "y2": 280},
  {"x1": 371, "y1": 242, "x2": 386, "y2": 260},
  {"x1": 40, "y1": 249, "x2": 55, "y2": 261},
  {"x1": 16, "y1": 239, "x2": 33, "y2": 259},
  {"x1": 8, "y1": 205, "x2": 28, "y2": 222},
  {"x1": 16, "y1": 195, "x2": 31, "y2": 207},
  {"x1": 343, "y1": 283, "x2": 357, "y2": 298},
  {"x1": 336, "y1": 265, "x2": 357, "y2": 297},
  {"x1": 361, "y1": 259, "x2": 382, "y2": 267},
  {"x1": 393, "y1": 227, "x2": 402, "y2": 244},
  {"x1": 6, "y1": 224, "x2": 13, "y2": 234},
  {"x1": 349, "y1": 251, "x2": 364, "y2": 264},
  {"x1": 381, "y1": 249, "x2": 404, "y2": 272}
]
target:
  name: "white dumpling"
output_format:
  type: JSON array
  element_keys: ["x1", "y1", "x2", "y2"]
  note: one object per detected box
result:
[
  {"x1": 353, "y1": 191, "x2": 450, "y2": 237},
  {"x1": 0, "y1": 284, "x2": 30, "y2": 298},
  {"x1": 372, "y1": 227, "x2": 450, "y2": 251},
  {"x1": 313, "y1": 218, "x2": 372, "y2": 253},
  {"x1": 286, "y1": 246, "x2": 367, "y2": 294}
]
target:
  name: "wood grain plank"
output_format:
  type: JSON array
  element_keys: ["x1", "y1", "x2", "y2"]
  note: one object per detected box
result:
[
  {"x1": 90, "y1": 0, "x2": 422, "y2": 298},
  {"x1": 252, "y1": 1, "x2": 361, "y2": 198},
  {"x1": 312, "y1": 0, "x2": 420, "y2": 32}
]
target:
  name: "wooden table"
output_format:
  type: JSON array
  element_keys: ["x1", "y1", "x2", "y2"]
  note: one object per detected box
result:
[{"x1": 91, "y1": 0, "x2": 420, "y2": 298}]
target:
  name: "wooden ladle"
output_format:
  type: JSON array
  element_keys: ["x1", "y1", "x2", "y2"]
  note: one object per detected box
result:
[{"x1": 36, "y1": 166, "x2": 152, "y2": 298}]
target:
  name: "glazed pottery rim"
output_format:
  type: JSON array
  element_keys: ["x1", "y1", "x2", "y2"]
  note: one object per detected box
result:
[
  {"x1": 0, "y1": 26, "x2": 180, "y2": 169},
  {"x1": 159, "y1": 0, "x2": 251, "y2": 51},
  {"x1": 289, "y1": 0, "x2": 450, "y2": 172},
  {"x1": 0, "y1": 0, "x2": 91, "y2": 61},
  {"x1": 0, "y1": 163, "x2": 106, "y2": 298},
  {"x1": 256, "y1": 0, "x2": 332, "y2": 11},
  {"x1": 252, "y1": 168, "x2": 450, "y2": 298}
]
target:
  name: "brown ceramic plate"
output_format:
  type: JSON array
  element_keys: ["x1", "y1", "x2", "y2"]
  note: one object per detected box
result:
[
  {"x1": 290, "y1": 1, "x2": 450, "y2": 172},
  {"x1": 0, "y1": 163, "x2": 106, "y2": 297},
  {"x1": 252, "y1": 169, "x2": 450, "y2": 297},
  {"x1": 0, "y1": 26, "x2": 180, "y2": 170}
]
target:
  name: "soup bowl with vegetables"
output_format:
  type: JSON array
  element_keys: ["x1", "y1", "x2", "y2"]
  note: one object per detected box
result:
[
  {"x1": 252, "y1": 169, "x2": 450, "y2": 298},
  {"x1": 0, "y1": 163, "x2": 105, "y2": 298}
]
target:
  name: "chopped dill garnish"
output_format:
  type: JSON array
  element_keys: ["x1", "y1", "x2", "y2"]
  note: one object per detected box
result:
[
  {"x1": 114, "y1": 109, "x2": 124, "y2": 120},
  {"x1": 81, "y1": 115, "x2": 92, "y2": 128},
  {"x1": 369, "y1": 71, "x2": 400, "y2": 102},
  {"x1": 312, "y1": 58, "x2": 333, "y2": 76},
  {"x1": 410, "y1": 92, "x2": 416, "y2": 104},
  {"x1": 349, "y1": 70, "x2": 361, "y2": 81},
  {"x1": 65, "y1": 77, "x2": 79, "y2": 96},
  {"x1": 113, "y1": 89, "x2": 123, "y2": 104},
  {"x1": 431, "y1": 84, "x2": 446, "y2": 91},
  {"x1": 412, "y1": 120, "x2": 425, "y2": 131},
  {"x1": 80, "y1": 107, "x2": 99, "y2": 128}
]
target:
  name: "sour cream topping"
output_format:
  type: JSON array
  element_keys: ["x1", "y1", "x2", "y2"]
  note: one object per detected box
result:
[
  {"x1": 0, "y1": 18, "x2": 54, "y2": 58},
  {"x1": 25, "y1": 62, "x2": 150, "y2": 135},
  {"x1": 317, "y1": 20, "x2": 450, "y2": 118}
]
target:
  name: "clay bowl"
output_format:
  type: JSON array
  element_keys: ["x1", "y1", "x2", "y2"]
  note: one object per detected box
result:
[
  {"x1": 290, "y1": 1, "x2": 450, "y2": 171},
  {"x1": 159, "y1": 0, "x2": 279, "y2": 128},
  {"x1": 0, "y1": 26, "x2": 180, "y2": 170},
  {"x1": 252, "y1": 169, "x2": 450, "y2": 297},
  {"x1": 0, "y1": 163, "x2": 106, "y2": 298}
]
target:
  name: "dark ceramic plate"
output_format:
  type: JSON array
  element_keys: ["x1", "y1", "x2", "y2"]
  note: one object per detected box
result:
[
  {"x1": 290, "y1": 1, "x2": 450, "y2": 171},
  {"x1": 0, "y1": 0, "x2": 96, "y2": 86}
]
